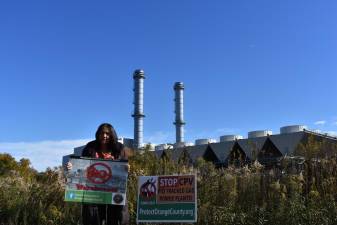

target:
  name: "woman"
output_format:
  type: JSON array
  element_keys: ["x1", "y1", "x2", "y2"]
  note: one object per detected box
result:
[{"x1": 67, "y1": 123, "x2": 129, "y2": 225}]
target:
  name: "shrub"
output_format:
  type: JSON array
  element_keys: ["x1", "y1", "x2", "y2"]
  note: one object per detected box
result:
[{"x1": 0, "y1": 152, "x2": 337, "y2": 225}]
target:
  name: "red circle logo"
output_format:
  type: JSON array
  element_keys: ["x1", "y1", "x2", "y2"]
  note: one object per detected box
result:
[
  {"x1": 86, "y1": 162, "x2": 112, "y2": 184},
  {"x1": 140, "y1": 178, "x2": 156, "y2": 199}
]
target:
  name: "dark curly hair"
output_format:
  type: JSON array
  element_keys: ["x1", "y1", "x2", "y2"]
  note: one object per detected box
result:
[{"x1": 95, "y1": 123, "x2": 119, "y2": 150}]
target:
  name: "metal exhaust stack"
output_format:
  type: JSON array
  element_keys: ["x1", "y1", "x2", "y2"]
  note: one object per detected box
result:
[
  {"x1": 174, "y1": 82, "x2": 185, "y2": 144},
  {"x1": 132, "y1": 69, "x2": 145, "y2": 149}
]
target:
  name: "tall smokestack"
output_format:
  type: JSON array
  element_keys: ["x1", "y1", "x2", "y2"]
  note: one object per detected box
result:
[
  {"x1": 132, "y1": 69, "x2": 145, "y2": 149},
  {"x1": 174, "y1": 82, "x2": 185, "y2": 144}
]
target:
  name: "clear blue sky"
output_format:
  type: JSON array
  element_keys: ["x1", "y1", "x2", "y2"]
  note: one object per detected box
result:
[{"x1": 1, "y1": 0, "x2": 337, "y2": 170}]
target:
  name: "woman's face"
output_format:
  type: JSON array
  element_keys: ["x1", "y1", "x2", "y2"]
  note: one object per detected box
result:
[{"x1": 98, "y1": 128, "x2": 111, "y2": 145}]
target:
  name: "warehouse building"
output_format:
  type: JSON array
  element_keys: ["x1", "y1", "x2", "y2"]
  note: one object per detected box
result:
[{"x1": 154, "y1": 125, "x2": 337, "y2": 168}]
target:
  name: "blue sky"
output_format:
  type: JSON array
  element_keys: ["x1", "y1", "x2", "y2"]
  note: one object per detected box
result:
[{"x1": 1, "y1": 0, "x2": 337, "y2": 171}]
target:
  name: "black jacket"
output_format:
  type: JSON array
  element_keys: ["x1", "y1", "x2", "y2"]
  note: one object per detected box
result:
[{"x1": 81, "y1": 140, "x2": 125, "y2": 159}]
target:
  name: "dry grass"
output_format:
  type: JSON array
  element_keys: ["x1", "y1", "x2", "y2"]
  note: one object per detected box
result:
[{"x1": 1, "y1": 151, "x2": 337, "y2": 225}]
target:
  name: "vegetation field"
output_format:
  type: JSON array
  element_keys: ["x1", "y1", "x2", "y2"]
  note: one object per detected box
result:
[{"x1": 1, "y1": 149, "x2": 337, "y2": 225}]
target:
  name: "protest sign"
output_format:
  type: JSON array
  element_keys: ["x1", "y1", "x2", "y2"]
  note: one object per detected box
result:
[
  {"x1": 137, "y1": 175, "x2": 197, "y2": 223},
  {"x1": 64, "y1": 157, "x2": 128, "y2": 205}
]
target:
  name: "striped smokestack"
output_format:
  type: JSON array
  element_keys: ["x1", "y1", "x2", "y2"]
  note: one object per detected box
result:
[
  {"x1": 174, "y1": 82, "x2": 185, "y2": 144},
  {"x1": 132, "y1": 69, "x2": 145, "y2": 149}
]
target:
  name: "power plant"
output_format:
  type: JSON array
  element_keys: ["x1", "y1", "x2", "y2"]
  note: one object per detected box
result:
[{"x1": 63, "y1": 69, "x2": 337, "y2": 168}]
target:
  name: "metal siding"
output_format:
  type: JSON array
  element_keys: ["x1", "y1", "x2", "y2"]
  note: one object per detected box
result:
[
  {"x1": 209, "y1": 141, "x2": 235, "y2": 162},
  {"x1": 187, "y1": 144, "x2": 208, "y2": 161},
  {"x1": 269, "y1": 132, "x2": 304, "y2": 155},
  {"x1": 237, "y1": 137, "x2": 267, "y2": 159}
]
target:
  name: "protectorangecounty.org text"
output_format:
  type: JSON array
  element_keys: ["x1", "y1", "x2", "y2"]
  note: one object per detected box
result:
[{"x1": 139, "y1": 208, "x2": 194, "y2": 217}]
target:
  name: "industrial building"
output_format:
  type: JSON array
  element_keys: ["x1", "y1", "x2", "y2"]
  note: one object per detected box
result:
[
  {"x1": 154, "y1": 125, "x2": 337, "y2": 168},
  {"x1": 63, "y1": 69, "x2": 337, "y2": 168}
]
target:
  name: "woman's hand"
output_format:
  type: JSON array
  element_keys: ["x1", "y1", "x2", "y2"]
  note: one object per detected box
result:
[
  {"x1": 127, "y1": 164, "x2": 130, "y2": 173},
  {"x1": 65, "y1": 161, "x2": 73, "y2": 171}
]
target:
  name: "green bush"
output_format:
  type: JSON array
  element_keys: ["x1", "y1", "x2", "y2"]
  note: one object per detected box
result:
[{"x1": 0, "y1": 151, "x2": 337, "y2": 225}]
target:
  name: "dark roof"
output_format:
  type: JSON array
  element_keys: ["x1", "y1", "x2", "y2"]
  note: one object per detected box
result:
[
  {"x1": 237, "y1": 136, "x2": 267, "y2": 159},
  {"x1": 153, "y1": 150, "x2": 164, "y2": 158},
  {"x1": 167, "y1": 144, "x2": 209, "y2": 162},
  {"x1": 209, "y1": 141, "x2": 235, "y2": 162},
  {"x1": 269, "y1": 132, "x2": 304, "y2": 155},
  {"x1": 186, "y1": 144, "x2": 209, "y2": 161},
  {"x1": 171, "y1": 148, "x2": 185, "y2": 161}
]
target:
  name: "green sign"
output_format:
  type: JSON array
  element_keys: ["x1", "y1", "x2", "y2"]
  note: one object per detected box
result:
[
  {"x1": 64, "y1": 157, "x2": 128, "y2": 205},
  {"x1": 137, "y1": 175, "x2": 197, "y2": 223}
]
